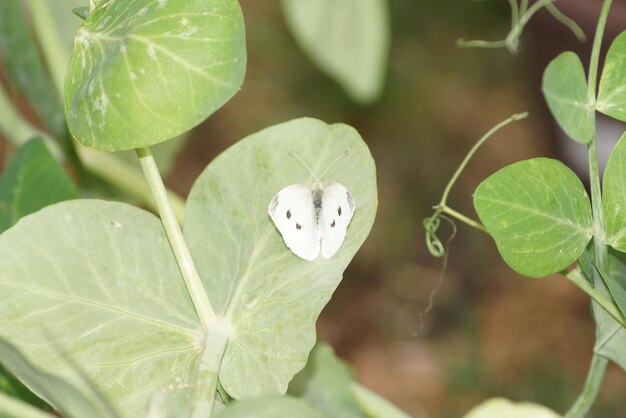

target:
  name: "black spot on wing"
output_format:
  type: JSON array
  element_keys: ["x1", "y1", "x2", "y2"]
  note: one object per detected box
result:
[
  {"x1": 331, "y1": 220, "x2": 336, "y2": 228},
  {"x1": 296, "y1": 223, "x2": 302, "y2": 230},
  {"x1": 338, "y1": 206, "x2": 342, "y2": 216},
  {"x1": 286, "y1": 210, "x2": 291, "y2": 219}
]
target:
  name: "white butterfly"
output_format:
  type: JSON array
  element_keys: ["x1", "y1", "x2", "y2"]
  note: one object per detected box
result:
[{"x1": 268, "y1": 151, "x2": 356, "y2": 261}]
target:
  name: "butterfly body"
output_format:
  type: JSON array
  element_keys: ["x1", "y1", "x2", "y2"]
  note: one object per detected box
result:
[{"x1": 268, "y1": 182, "x2": 355, "y2": 261}]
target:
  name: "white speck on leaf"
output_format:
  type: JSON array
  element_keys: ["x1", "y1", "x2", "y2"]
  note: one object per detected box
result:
[
  {"x1": 64, "y1": 214, "x2": 72, "y2": 222},
  {"x1": 139, "y1": 68, "x2": 146, "y2": 74},
  {"x1": 85, "y1": 113, "x2": 93, "y2": 127},
  {"x1": 158, "y1": 0, "x2": 167, "y2": 8},
  {"x1": 146, "y1": 46, "x2": 157, "y2": 60},
  {"x1": 107, "y1": 220, "x2": 123, "y2": 228},
  {"x1": 138, "y1": 7, "x2": 148, "y2": 16},
  {"x1": 94, "y1": 93, "x2": 108, "y2": 114},
  {"x1": 130, "y1": 71, "x2": 137, "y2": 80},
  {"x1": 181, "y1": 26, "x2": 197, "y2": 37}
]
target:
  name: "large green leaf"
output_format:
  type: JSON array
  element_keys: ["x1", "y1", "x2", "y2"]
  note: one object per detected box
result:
[
  {"x1": 0, "y1": 138, "x2": 77, "y2": 233},
  {"x1": 281, "y1": 0, "x2": 390, "y2": 104},
  {"x1": 595, "y1": 250, "x2": 626, "y2": 371},
  {"x1": 217, "y1": 396, "x2": 324, "y2": 418},
  {"x1": 0, "y1": 201, "x2": 201, "y2": 417},
  {"x1": 0, "y1": 1, "x2": 72, "y2": 150},
  {"x1": 597, "y1": 31, "x2": 626, "y2": 122},
  {"x1": 65, "y1": 0, "x2": 246, "y2": 151},
  {"x1": 289, "y1": 343, "x2": 365, "y2": 418},
  {"x1": 542, "y1": 51, "x2": 594, "y2": 143},
  {"x1": 462, "y1": 398, "x2": 562, "y2": 418},
  {"x1": 603, "y1": 132, "x2": 626, "y2": 251},
  {"x1": 0, "y1": 336, "x2": 116, "y2": 418},
  {"x1": 185, "y1": 118, "x2": 377, "y2": 399},
  {"x1": 474, "y1": 158, "x2": 593, "y2": 278}
]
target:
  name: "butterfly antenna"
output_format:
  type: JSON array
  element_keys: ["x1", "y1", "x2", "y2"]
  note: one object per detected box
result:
[
  {"x1": 319, "y1": 148, "x2": 351, "y2": 179},
  {"x1": 288, "y1": 147, "x2": 319, "y2": 181}
]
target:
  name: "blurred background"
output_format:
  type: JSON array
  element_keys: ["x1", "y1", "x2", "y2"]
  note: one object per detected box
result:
[{"x1": 1, "y1": 0, "x2": 626, "y2": 417}]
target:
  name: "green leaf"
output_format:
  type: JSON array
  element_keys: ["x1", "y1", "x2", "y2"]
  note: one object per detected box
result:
[
  {"x1": 592, "y1": 263, "x2": 626, "y2": 319},
  {"x1": 0, "y1": 336, "x2": 116, "y2": 418},
  {"x1": 474, "y1": 158, "x2": 593, "y2": 278},
  {"x1": 65, "y1": 0, "x2": 246, "y2": 151},
  {"x1": 597, "y1": 31, "x2": 626, "y2": 121},
  {"x1": 289, "y1": 342, "x2": 366, "y2": 418},
  {"x1": 217, "y1": 396, "x2": 324, "y2": 418},
  {"x1": 0, "y1": 0, "x2": 73, "y2": 152},
  {"x1": 603, "y1": 132, "x2": 626, "y2": 251},
  {"x1": 281, "y1": 0, "x2": 390, "y2": 104},
  {"x1": 0, "y1": 138, "x2": 77, "y2": 233},
  {"x1": 595, "y1": 250, "x2": 626, "y2": 371},
  {"x1": 462, "y1": 398, "x2": 562, "y2": 418},
  {"x1": 542, "y1": 51, "x2": 594, "y2": 143},
  {"x1": 184, "y1": 118, "x2": 377, "y2": 399},
  {"x1": 0, "y1": 201, "x2": 201, "y2": 418}
]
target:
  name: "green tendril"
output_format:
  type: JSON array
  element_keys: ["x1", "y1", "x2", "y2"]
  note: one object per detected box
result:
[{"x1": 457, "y1": 0, "x2": 585, "y2": 53}]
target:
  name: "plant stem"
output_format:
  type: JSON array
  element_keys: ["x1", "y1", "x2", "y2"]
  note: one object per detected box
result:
[
  {"x1": 26, "y1": 0, "x2": 69, "y2": 101},
  {"x1": 0, "y1": 84, "x2": 63, "y2": 159},
  {"x1": 439, "y1": 112, "x2": 528, "y2": 207},
  {"x1": 564, "y1": 355, "x2": 609, "y2": 418},
  {"x1": 565, "y1": 2, "x2": 612, "y2": 417},
  {"x1": 0, "y1": 392, "x2": 56, "y2": 418},
  {"x1": 565, "y1": 268, "x2": 625, "y2": 327},
  {"x1": 351, "y1": 383, "x2": 412, "y2": 418},
  {"x1": 192, "y1": 322, "x2": 231, "y2": 418},
  {"x1": 439, "y1": 205, "x2": 487, "y2": 233},
  {"x1": 136, "y1": 147, "x2": 215, "y2": 330}
]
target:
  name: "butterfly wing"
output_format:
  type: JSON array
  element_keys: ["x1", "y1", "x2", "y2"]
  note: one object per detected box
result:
[
  {"x1": 319, "y1": 182, "x2": 356, "y2": 259},
  {"x1": 268, "y1": 184, "x2": 321, "y2": 261}
]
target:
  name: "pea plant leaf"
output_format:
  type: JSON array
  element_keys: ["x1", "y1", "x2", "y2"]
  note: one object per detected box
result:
[
  {"x1": 474, "y1": 158, "x2": 593, "y2": 278},
  {"x1": 289, "y1": 342, "x2": 366, "y2": 418},
  {"x1": 0, "y1": 201, "x2": 202, "y2": 418},
  {"x1": 602, "y1": 132, "x2": 626, "y2": 251},
  {"x1": 462, "y1": 397, "x2": 562, "y2": 418},
  {"x1": 597, "y1": 30, "x2": 626, "y2": 122},
  {"x1": 594, "y1": 249, "x2": 626, "y2": 371},
  {"x1": 184, "y1": 118, "x2": 377, "y2": 399},
  {"x1": 542, "y1": 51, "x2": 594, "y2": 143},
  {"x1": 0, "y1": 137, "x2": 77, "y2": 233},
  {"x1": 281, "y1": 0, "x2": 390, "y2": 104},
  {"x1": 65, "y1": 0, "x2": 246, "y2": 151},
  {"x1": 0, "y1": 336, "x2": 116, "y2": 418},
  {"x1": 217, "y1": 396, "x2": 324, "y2": 418}
]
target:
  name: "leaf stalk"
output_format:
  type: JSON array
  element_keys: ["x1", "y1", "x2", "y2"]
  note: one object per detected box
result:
[{"x1": 136, "y1": 147, "x2": 216, "y2": 330}]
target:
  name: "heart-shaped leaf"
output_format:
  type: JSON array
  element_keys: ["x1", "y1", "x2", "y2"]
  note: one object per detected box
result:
[
  {"x1": 474, "y1": 158, "x2": 593, "y2": 278},
  {"x1": 65, "y1": 0, "x2": 246, "y2": 151},
  {"x1": 542, "y1": 51, "x2": 594, "y2": 143},
  {"x1": 184, "y1": 118, "x2": 377, "y2": 399},
  {"x1": 281, "y1": 0, "x2": 390, "y2": 103},
  {"x1": 0, "y1": 201, "x2": 202, "y2": 418},
  {"x1": 597, "y1": 30, "x2": 626, "y2": 122}
]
